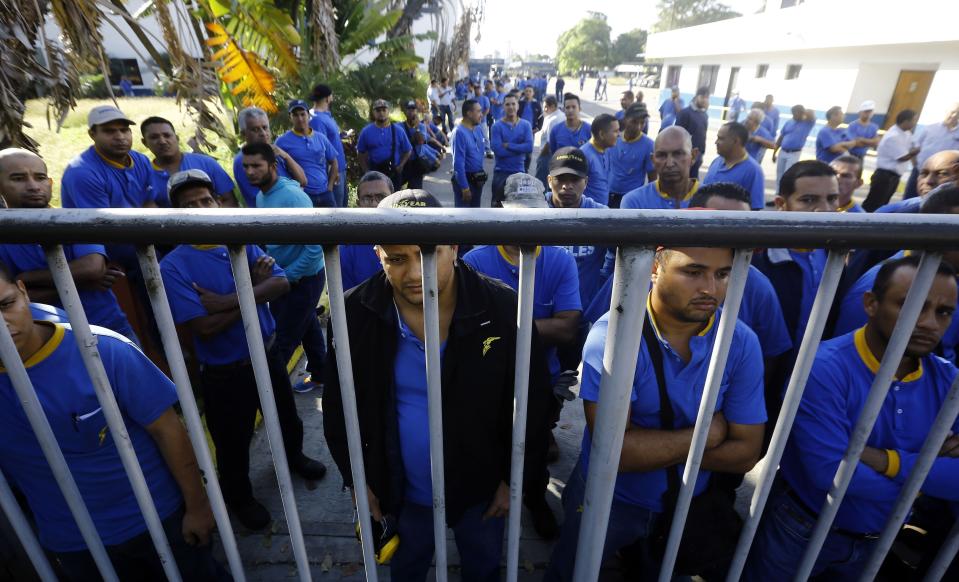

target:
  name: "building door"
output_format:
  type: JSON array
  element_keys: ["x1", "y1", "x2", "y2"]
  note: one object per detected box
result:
[
  {"x1": 723, "y1": 67, "x2": 740, "y2": 120},
  {"x1": 884, "y1": 70, "x2": 935, "y2": 130}
]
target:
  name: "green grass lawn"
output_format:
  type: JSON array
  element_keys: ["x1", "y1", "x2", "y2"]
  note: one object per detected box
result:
[{"x1": 24, "y1": 97, "x2": 235, "y2": 207}]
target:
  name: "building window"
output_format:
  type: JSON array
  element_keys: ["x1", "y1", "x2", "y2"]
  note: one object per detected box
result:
[
  {"x1": 666, "y1": 65, "x2": 682, "y2": 89},
  {"x1": 756, "y1": 64, "x2": 769, "y2": 78},
  {"x1": 785, "y1": 64, "x2": 802, "y2": 80},
  {"x1": 698, "y1": 65, "x2": 720, "y2": 95},
  {"x1": 108, "y1": 58, "x2": 143, "y2": 85}
]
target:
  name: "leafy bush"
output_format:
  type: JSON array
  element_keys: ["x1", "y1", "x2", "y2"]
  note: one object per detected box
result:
[{"x1": 78, "y1": 74, "x2": 111, "y2": 99}]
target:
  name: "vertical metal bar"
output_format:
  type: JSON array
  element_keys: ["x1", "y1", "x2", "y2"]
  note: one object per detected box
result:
[
  {"x1": 506, "y1": 246, "x2": 537, "y2": 582},
  {"x1": 726, "y1": 249, "x2": 846, "y2": 582},
  {"x1": 135, "y1": 246, "x2": 246, "y2": 582},
  {"x1": 572, "y1": 246, "x2": 656, "y2": 582},
  {"x1": 227, "y1": 245, "x2": 311, "y2": 582},
  {"x1": 924, "y1": 519, "x2": 959, "y2": 582},
  {"x1": 795, "y1": 251, "x2": 943, "y2": 582},
  {"x1": 43, "y1": 245, "x2": 182, "y2": 582},
  {"x1": 0, "y1": 468, "x2": 58, "y2": 582},
  {"x1": 323, "y1": 246, "x2": 379, "y2": 582},
  {"x1": 0, "y1": 314, "x2": 118, "y2": 581},
  {"x1": 419, "y1": 247, "x2": 448, "y2": 581},
  {"x1": 860, "y1": 373, "x2": 959, "y2": 581},
  {"x1": 657, "y1": 248, "x2": 752, "y2": 582}
]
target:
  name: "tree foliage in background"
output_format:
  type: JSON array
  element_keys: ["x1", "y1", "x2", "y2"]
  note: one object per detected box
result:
[
  {"x1": 610, "y1": 29, "x2": 648, "y2": 66},
  {"x1": 555, "y1": 13, "x2": 611, "y2": 75},
  {"x1": 653, "y1": 0, "x2": 741, "y2": 32}
]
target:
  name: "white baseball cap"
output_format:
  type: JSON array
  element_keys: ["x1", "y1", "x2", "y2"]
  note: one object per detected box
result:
[
  {"x1": 87, "y1": 105, "x2": 136, "y2": 128},
  {"x1": 858, "y1": 100, "x2": 876, "y2": 112}
]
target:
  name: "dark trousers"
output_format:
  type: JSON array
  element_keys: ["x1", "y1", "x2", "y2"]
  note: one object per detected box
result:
[
  {"x1": 439, "y1": 105, "x2": 455, "y2": 133},
  {"x1": 535, "y1": 151, "x2": 551, "y2": 191},
  {"x1": 403, "y1": 165, "x2": 426, "y2": 190},
  {"x1": 491, "y1": 170, "x2": 511, "y2": 208},
  {"x1": 903, "y1": 165, "x2": 920, "y2": 200},
  {"x1": 201, "y1": 345, "x2": 304, "y2": 505},
  {"x1": 453, "y1": 178, "x2": 484, "y2": 208},
  {"x1": 50, "y1": 505, "x2": 231, "y2": 582},
  {"x1": 332, "y1": 181, "x2": 348, "y2": 208},
  {"x1": 270, "y1": 270, "x2": 326, "y2": 379},
  {"x1": 863, "y1": 168, "x2": 902, "y2": 212},
  {"x1": 391, "y1": 502, "x2": 504, "y2": 582},
  {"x1": 308, "y1": 191, "x2": 336, "y2": 208},
  {"x1": 608, "y1": 192, "x2": 625, "y2": 209}
]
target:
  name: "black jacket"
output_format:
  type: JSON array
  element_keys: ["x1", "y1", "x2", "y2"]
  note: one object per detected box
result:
[
  {"x1": 519, "y1": 99, "x2": 544, "y2": 133},
  {"x1": 322, "y1": 263, "x2": 553, "y2": 525}
]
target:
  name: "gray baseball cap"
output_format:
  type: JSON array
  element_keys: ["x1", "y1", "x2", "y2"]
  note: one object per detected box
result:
[
  {"x1": 502, "y1": 173, "x2": 547, "y2": 208},
  {"x1": 167, "y1": 169, "x2": 214, "y2": 202},
  {"x1": 87, "y1": 105, "x2": 136, "y2": 128}
]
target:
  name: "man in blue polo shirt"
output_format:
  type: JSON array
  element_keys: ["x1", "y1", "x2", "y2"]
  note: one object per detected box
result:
[
  {"x1": 518, "y1": 86, "x2": 543, "y2": 133},
  {"x1": 763, "y1": 94, "x2": 781, "y2": 134},
  {"x1": 357, "y1": 99, "x2": 412, "y2": 190},
  {"x1": 340, "y1": 172, "x2": 394, "y2": 290},
  {"x1": 831, "y1": 154, "x2": 866, "y2": 213},
  {"x1": 609, "y1": 103, "x2": 656, "y2": 208},
  {"x1": 490, "y1": 94, "x2": 534, "y2": 207},
  {"x1": 0, "y1": 261, "x2": 226, "y2": 580},
  {"x1": 728, "y1": 92, "x2": 745, "y2": 123},
  {"x1": 773, "y1": 105, "x2": 817, "y2": 184},
  {"x1": 703, "y1": 122, "x2": 766, "y2": 210},
  {"x1": 744, "y1": 255, "x2": 959, "y2": 580},
  {"x1": 140, "y1": 116, "x2": 236, "y2": 207},
  {"x1": 233, "y1": 106, "x2": 308, "y2": 208},
  {"x1": 160, "y1": 169, "x2": 325, "y2": 531},
  {"x1": 743, "y1": 109, "x2": 776, "y2": 163},
  {"x1": 242, "y1": 142, "x2": 328, "y2": 394},
  {"x1": 485, "y1": 80, "x2": 504, "y2": 130},
  {"x1": 548, "y1": 94, "x2": 592, "y2": 155},
  {"x1": 676, "y1": 87, "x2": 711, "y2": 178},
  {"x1": 659, "y1": 86, "x2": 684, "y2": 130},
  {"x1": 545, "y1": 242, "x2": 766, "y2": 581},
  {"x1": 579, "y1": 113, "x2": 619, "y2": 206},
  {"x1": 816, "y1": 106, "x2": 861, "y2": 163},
  {"x1": 621, "y1": 126, "x2": 700, "y2": 210},
  {"x1": 452, "y1": 99, "x2": 487, "y2": 208},
  {"x1": 309, "y1": 84, "x2": 349, "y2": 207},
  {"x1": 846, "y1": 100, "x2": 881, "y2": 159},
  {"x1": 276, "y1": 99, "x2": 339, "y2": 207},
  {"x1": 0, "y1": 148, "x2": 134, "y2": 340}
]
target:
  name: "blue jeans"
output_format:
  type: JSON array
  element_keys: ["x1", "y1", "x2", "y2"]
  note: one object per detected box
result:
[
  {"x1": 390, "y1": 502, "x2": 504, "y2": 582},
  {"x1": 544, "y1": 463, "x2": 661, "y2": 582},
  {"x1": 308, "y1": 191, "x2": 336, "y2": 208},
  {"x1": 742, "y1": 481, "x2": 877, "y2": 581},
  {"x1": 269, "y1": 270, "x2": 326, "y2": 379},
  {"x1": 332, "y1": 180, "x2": 347, "y2": 208}
]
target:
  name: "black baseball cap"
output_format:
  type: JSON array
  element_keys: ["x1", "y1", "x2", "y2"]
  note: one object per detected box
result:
[
  {"x1": 548, "y1": 147, "x2": 589, "y2": 179},
  {"x1": 378, "y1": 189, "x2": 443, "y2": 209},
  {"x1": 624, "y1": 103, "x2": 649, "y2": 119}
]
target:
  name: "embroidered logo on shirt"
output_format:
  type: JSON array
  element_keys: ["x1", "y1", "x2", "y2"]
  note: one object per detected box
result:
[
  {"x1": 98, "y1": 426, "x2": 109, "y2": 446},
  {"x1": 482, "y1": 336, "x2": 501, "y2": 356}
]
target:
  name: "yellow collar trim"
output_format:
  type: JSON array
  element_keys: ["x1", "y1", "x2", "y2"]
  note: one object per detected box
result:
[
  {"x1": 95, "y1": 148, "x2": 132, "y2": 169},
  {"x1": 191, "y1": 244, "x2": 222, "y2": 250},
  {"x1": 838, "y1": 200, "x2": 857, "y2": 212},
  {"x1": 589, "y1": 139, "x2": 607, "y2": 154},
  {"x1": 646, "y1": 295, "x2": 714, "y2": 340},
  {"x1": 496, "y1": 245, "x2": 541, "y2": 266},
  {"x1": 656, "y1": 179, "x2": 699, "y2": 201},
  {"x1": 1, "y1": 322, "x2": 65, "y2": 371},
  {"x1": 292, "y1": 128, "x2": 313, "y2": 137},
  {"x1": 623, "y1": 132, "x2": 645, "y2": 143},
  {"x1": 854, "y1": 326, "x2": 923, "y2": 382},
  {"x1": 724, "y1": 153, "x2": 750, "y2": 170}
]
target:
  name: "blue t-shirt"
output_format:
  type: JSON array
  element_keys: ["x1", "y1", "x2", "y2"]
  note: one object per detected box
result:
[
  {"x1": 781, "y1": 329, "x2": 959, "y2": 533},
  {"x1": 620, "y1": 180, "x2": 700, "y2": 210},
  {"x1": 580, "y1": 141, "x2": 611, "y2": 205},
  {"x1": 414, "y1": 143, "x2": 440, "y2": 167},
  {"x1": 393, "y1": 314, "x2": 445, "y2": 506},
  {"x1": 609, "y1": 134, "x2": 655, "y2": 194},
  {"x1": 0, "y1": 244, "x2": 131, "y2": 336},
  {"x1": 545, "y1": 194, "x2": 610, "y2": 307},
  {"x1": 160, "y1": 245, "x2": 284, "y2": 365},
  {"x1": 746, "y1": 126, "x2": 774, "y2": 162},
  {"x1": 779, "y1": 119, "x2": 816, "y2": 151},
  {"x1": 765, "y1": 107, "x2": 781, "y2": 133},
  {"x1": 520, "y1": 100, "x2": 538, "y2": 126},
  {"x1": 486, "y1": 91, "x2": 504, "y2": 120},
  {"x1": 275, "y1": 129, "x2": 336, "y2": 195},
  {"x1": 256, "y1": 177, "x2": 325, "y2": 280},
  {"x1": 151, "y1": 152, "x2": 235, "y2": 207},
  {"x1": 548, "y1": 121, "x2": 592, "y2": 153},
  {"x1": 452, "y1": 124, "x2": 485, "y2": 190},
  {"x1": 876, "y1": 197, "x2": 922, "y2": 214},
  {"x1": 463, "y1": 245, "x2": 581, "y2": 378},
  {"x1": 357, "y1": 123, "x2": 412, "y2": 167},
  {"x1": 702, "y1": 155, "x2": 766, "y2": 210},
  {"x1": 846, "y1": 120, "x2": 879, "y2": 158},
  {"x1": 476, "y1": 94, "x2": 491, "y2": 116},
  {"x1": 491, "y1": 119, "x2": 534, "y2": 174},
  {"x1": 578, "y1": 309, "x2": 766, "y2": 510},
  {"x1": 309, "y1": 111, "x2": 347, "y2": 179},
  {"x1": 233, "y1": 151, "x2": 292, "y2": 208},
  {"x1": 340, "y1": 244, "x2": 382, "y2": 291},
  {"x1": 816, "y1": 126, "x2": 848, "y2": 163},
  {"x1": 0, "y1": 324, "x2": 181, "y2": 551},
  {"x1": 790, "y1": 249, "x2": 828, "y2": 345},
  {"x1": 659, "y1": 98, "x2": 684, "y2": 128},
  {"x1": 61, "y1": 147, "x2": 154, "y2": 209}
]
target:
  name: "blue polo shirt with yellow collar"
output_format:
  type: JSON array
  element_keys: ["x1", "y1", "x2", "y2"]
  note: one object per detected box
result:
[
  {"x1": 61, "y1": 147, "x2": 154, "y2": 209},
  {"x1": 545, "y1": 194, "x2": 610, "y2": 307},
  {"x1": 275, "y1": 128, "x2": 337, "y2": 198},
  {"x1": 609, "y1": 132, "x2": 655, "y2": 194},
  {"x1": 702, "y1": 154, "x2": 766, "y2": 210},
  {"x1": 548, "y1": 120, "x2": 592, "y2": 153},
  {"x1": 150, "y1": 152, "x2": 235, "y2": 207},
  {"x1": 781, "y1": 327, "x2": 959, "y2": 533},
  {"x1": 620, "y1": 179, "x2": 700, "y2": 210},
  {"x1": 580, "y1": 139, "x2": 612, "y2": 205}
]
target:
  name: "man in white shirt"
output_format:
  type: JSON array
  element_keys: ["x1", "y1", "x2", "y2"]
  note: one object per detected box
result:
[
  {"x1": 437, "y1": 78, "x2": 456, "y2": 134},
  {"x1": 427, "y1": 79, "x2": 441, "y2": 121},
  {"x1": 904, "y1": 102, "x2": 959, "y2": 198},
  {"x1": 535, "y1": 95, "x2": 564, "y2": 189},
  {"x1": 862, "y1": 109, "x2": 919, "y2": 211}
]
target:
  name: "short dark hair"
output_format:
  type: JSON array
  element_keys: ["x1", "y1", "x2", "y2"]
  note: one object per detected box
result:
[
  {"x1": 0, "y1": 259, "x2": 12, "y2": 284},
  {"x1": 689, "y1": 182, "x2": 751, "y2": 208},
  {"x1": 723, "y1": 122, "x2": 749, "y2": 147},
  {"x1": 503, "y1": 93, "x2": 519, "y2": 103},
  {"x1": 591, "y1": 114, "x2": 617, "y2": 138},
  {"x1": 141, "y1": 116, "x2": 175, "y2": 136},
  {"x1": 695, "y1": 86, "x2": 710, "y2": 97},
  {"x1": 832, "y1": 154, "x2": 864, "y2": 179},
  {"x1": 359, "y1": 170, "x2": 395, "y2": 193},
  {"x1": 241, "y1": 142, "x2": 276, "y2": 165},
  {"x1": 462, "y1": 99, "x2": 479, "y2": 117},
  {"x1": 896, "y1": 109, "x2": 917, "y2": 126},
  {"x1": 563, "y1": 93, "x2": 581, "y2": 106},
  {"x1": 791, "y1": 104, "x2": 805, "y2": 116},
  {"x1": 872, "y1": 254, "x2": 956, "y2": 301},
  {"x1": 920, "y1": 183, "x2": 959, "y2": 215},
  {"x1": 779, "y1": 159, "x2": 836, "y2": 198},
  {"x1": 310, "y1": 83, "x2": 332, "y2": 102},
  {"x1": 544, "y1": 95, "x2": 557, "y2": 107},
  {"x1": 826, "y1": 106, "x2": 843, "y2": 119}
]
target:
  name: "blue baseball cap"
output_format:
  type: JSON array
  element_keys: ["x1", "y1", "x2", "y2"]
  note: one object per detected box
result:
[{"x1": 288, "y1": 99, "x2": 310, "y2": 113}]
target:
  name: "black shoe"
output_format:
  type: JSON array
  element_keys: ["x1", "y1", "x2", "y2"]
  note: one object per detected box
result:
[
  {"x1": 231, "y1": 498, "x2": 271, "y2": 531},
  {"x1": 291, "y1": 454, "x2": 327, "y2": 481},
  {"x1": 525, "y1": 495, "x2": 559, "y2": 540}
]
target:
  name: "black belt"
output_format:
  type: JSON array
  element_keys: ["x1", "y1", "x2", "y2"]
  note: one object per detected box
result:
[
  {"x1": 786, "y1": 488, "x2": 880, "y2": 540},
  {"x1": 782, "y1": 148, "x2": 802, "y2": 153}
]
